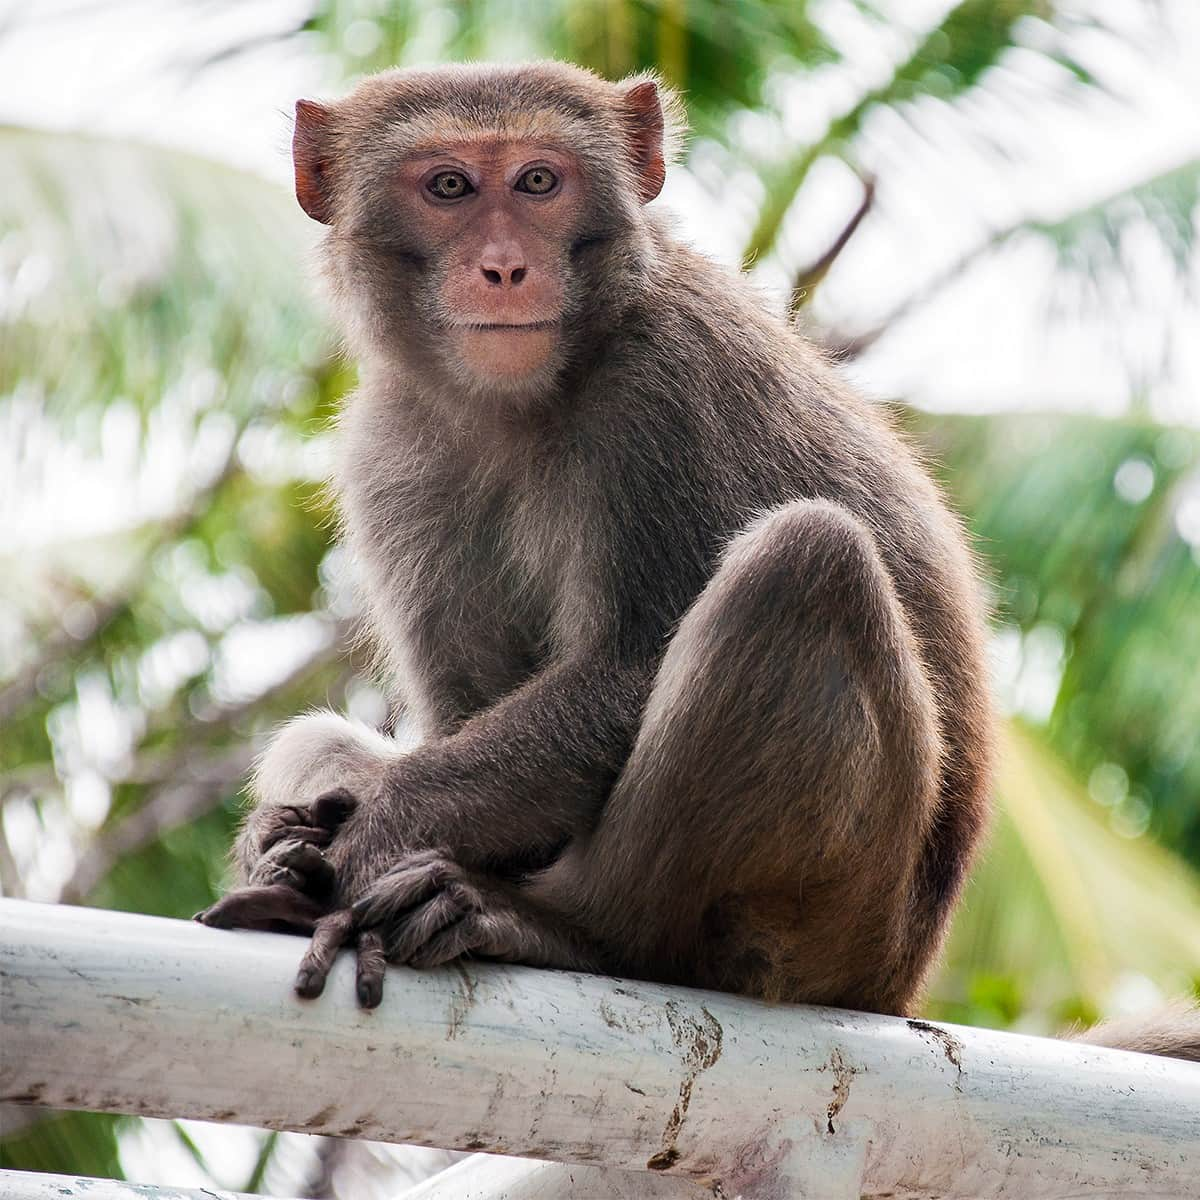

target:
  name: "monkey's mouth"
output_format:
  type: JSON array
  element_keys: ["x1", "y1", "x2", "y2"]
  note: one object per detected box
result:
[
  {"x1": 453, "y1": 320, "x2": 561, "y2": 380},
  {"x1": 460, "y1": 321, "x2": 559, "y2": 333}
]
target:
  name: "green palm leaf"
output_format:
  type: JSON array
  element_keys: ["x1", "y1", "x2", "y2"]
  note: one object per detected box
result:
[
  {"x1": 742, "y1": 0, "x2": 1099, "y2": 262},
  {"x1": 932, "y1": 724, "x2": 1200, "y2": 1028}
]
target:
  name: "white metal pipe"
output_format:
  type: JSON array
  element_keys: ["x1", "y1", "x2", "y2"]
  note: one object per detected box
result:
[
  {"x1": 2, "y1": 899, "x2": 1198, "y2": 1198},
  {"x1": 397, "y1": 1153, "x2": 709, "y2": 1198},
  {"x1": 0, "y1": 1169, "x2": 273, "y2": 1200}
]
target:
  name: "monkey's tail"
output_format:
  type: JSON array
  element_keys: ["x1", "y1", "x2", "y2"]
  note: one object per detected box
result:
[{"x1": 1068, "y1": 999, "x2": 1200, "y2": 1063}]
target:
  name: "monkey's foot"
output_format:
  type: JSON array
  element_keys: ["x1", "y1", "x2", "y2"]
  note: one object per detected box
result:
[
  {"x1": 194, "y1": 882, "x2": 327, "y2": 934},
  {"x1": 251, "y1": 787, "x2": 358, "y2": 856},
  {"x1": 352, "y1": 850, "x2": 524, "y2": 972},
  {"x1": 248, "y1": 836, "x2": 337, "y2": 900},
  {"x1": 293, "y1": 911, "x2": 387, "y2": 1008},
  {"x1": 197, "y1": 826, "x2": 343, "y2": 931},
  {"x1": 194, "y1": 885, "x2": 387, "y2": 1009}
]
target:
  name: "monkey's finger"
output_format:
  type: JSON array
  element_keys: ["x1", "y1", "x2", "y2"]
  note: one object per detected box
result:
[
  {"x1": 249, "y1": 863, "x2": 305, "y2": 892},
  {"x1": 257, "y1": 795, "x2": 349, "y2": 852},
  {"x1": 351, "y1": 856, "x2": 449, "y2": 928},
  {"x1": 406, "y1": 915, "x2": 485, "y2": 970},
  {"x1": 259, "y1": 803, "x2": 308, "y2": 828},
  {"x1": 355, "y1": 929, "x2": 387, "y2": 1009},
  {"x1": 274, "y1": 840, "x2": 337, "y2": 900},
  {"x1": 295, "y1": 908, "x2": 355, "y2": 999},
  {"x1": 196, "y1": 883, "x2": 326, "y2": 933},
  {"x1": 259, "y1": 805, "x2": 325, "y2": 853},
  {"x1": 249, "y1": 837, "x2": 335, "y2": 895},
  {"x1": 384, "y1": 890, "x2": 465, "y2": 964},
  {"x1": 260, "y1": 823, "x2": 332, "y2": 853},
  {"x1": 249, "y1": 840, "x2": 304, "y2": 889},
  {"x1": 351, "y1": 876, "x2": 432, "y2": 929},
  {"x1": 311, "y1": 788, "x2": 357, "y2": 830}
]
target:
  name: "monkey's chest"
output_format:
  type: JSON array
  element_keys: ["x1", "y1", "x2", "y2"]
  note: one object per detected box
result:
[
  {"x1": 355, "y1": 459, "x2": 593, "y2": 719},
  {"x1": 392, "y1": 517, "x2": 570, "y2": 710}
]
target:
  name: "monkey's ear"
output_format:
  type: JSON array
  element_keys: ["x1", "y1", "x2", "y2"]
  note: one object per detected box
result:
[
  {"x1": 620, "y1": 79, "x2": 667, "y2": 204},
  {"x1": 293, "y1": 99, "x2": 336, "y2": 225}
]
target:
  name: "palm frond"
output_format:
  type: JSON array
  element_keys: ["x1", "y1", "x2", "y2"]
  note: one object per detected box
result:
[
  {"x1": 742, "y1": 0, "x2": 1091, "y2": 262},
  {"x1": 297, "y1": 0, "x2": 838, "y2": 136},
  {"x1": 932, "y1": 724, "x2": 1200, "y2": 1028},
  {"x1": 911, "y1": 407, "x2": 1200, "y2": 864},
  {"x1": 829, "y1": 156, "x2": 1200, "y2": 356}
]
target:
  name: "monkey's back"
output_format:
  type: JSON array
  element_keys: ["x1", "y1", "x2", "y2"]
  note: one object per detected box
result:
[{"x1": 588, "y1": 234, "x2": 996, "y2": 993}]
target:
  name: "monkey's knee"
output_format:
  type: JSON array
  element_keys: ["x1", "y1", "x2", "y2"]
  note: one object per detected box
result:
[
  {"x1": 236, "y1": 712, "x2": 402, "y2": 880},
  {"x1": 720, "y1": 500, "x2": 890, "y2": 629},
  {"x1": 250, "y1": 710, "x2": 400, "y2": 811},
  {"x1": 699, "y1": 499, "x2": 938, "y2": 725},
  {"x1": 642, "y1": 498, "x2": 939, "y2": 809},
  {"x1": 661, "y1": 500, "x2": 893, "y2": 701}
]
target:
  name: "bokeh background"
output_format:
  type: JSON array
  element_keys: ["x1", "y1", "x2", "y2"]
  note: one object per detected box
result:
[{"x1": 2, "y1": 0, "x2": 1199, "y2": 1194}]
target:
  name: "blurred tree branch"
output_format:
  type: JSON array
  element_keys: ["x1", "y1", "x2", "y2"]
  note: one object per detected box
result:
[
  {"x1": 743, "y1": 0, "x2": 1080, "y2": 264},
  {"x1": 788, "y1": 175, "x2": 875, "y2": 316},
  {"x1": 56, "y1": 743, "x2": 255, "y2": 906},
  {"x1": 0, "y1": 453, "x2": 244, "y2": 725},
  {"x1": 55, "y1": 625, "x2": 351, "y2": 906},
  {"x1": 823, "y1": 155, "x2": 1200, "y2": 361}
]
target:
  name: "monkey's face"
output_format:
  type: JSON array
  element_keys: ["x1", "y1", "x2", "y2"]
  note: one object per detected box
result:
[
  {"x1": 388, "y1": 139, "x2": 578, "y2": 391},
  {"x1": 291, "y1": 64, "x2": 675, "y2": 406}
]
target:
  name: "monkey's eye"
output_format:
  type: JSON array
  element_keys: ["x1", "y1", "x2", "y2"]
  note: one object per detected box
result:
[
  {"x1": 516, "y1": 167, "x2": 559, "y2": 196},
  {"x1": 427, "y1": 171, "x2": 474, "y2": 201}
]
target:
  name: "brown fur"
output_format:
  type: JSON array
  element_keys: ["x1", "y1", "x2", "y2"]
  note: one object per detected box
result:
[
  {"x1": 1072, "y1": 1001, "x2": 1200, "y2": 1063},
  {"x1": 199, "y1": 61, "x2": 996, "y2": 1018}
]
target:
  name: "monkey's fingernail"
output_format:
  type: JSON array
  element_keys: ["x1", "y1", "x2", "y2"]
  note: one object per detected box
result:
[
  {"x1": 357, "y1": 977, "x2": 383, "y2": 1009},
  {"x1": 192, "y1": 910, "x2": 207, "y2": 923},
  {"x1": 313, "y1": 789, "x2": 357, "y2": 827},
  {"x1": 295, "y1": 968, "x2": 325, "y2": 999}
]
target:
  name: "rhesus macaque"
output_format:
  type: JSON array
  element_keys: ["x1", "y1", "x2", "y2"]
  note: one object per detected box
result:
[{"x1": 198, "y1": 60, "x2": 996, "y2": 1017}]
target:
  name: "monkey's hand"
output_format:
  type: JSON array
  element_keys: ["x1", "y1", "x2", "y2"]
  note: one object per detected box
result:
[
  {"x1": 231, "y1": 711, "x2": 406, "y2": 889},
  {"x1": 198, "y1": 850, "x2": 505, "y2": 1011},
  {"x1": 236, "y1": 786, "x2": 359, "y2": 879},
  {"x1": 350, "y1": 850, "x2": 529, "y2": 971},
  {"x1": 195, "y1": 834, "x2": 341, "y2": 931},
  {"x1": 204, "y1": 851, "x2": 601, "y2": 1010},
  {"x1": 195, "y1": 840, "x2": 390, "y2": 1010},
  {"x1": 345, "y1": 848, "x2": 607, "y2": 1009},
  {"x1": 194, "y1": 788, "x2": 353, "y2": 929}
]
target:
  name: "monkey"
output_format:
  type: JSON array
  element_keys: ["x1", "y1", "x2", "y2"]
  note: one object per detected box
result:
[
  {"x1": 192, "y1": 63, "x2": 1200, "y2": 1065},
  {"x1": 197, "y1": 59, "x2": 998, "y2": 1021}
]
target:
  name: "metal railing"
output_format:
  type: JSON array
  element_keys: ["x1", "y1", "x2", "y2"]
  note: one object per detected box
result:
[{"x1": 1, "y1": 898, "x2": 1198, "y2": 1198}]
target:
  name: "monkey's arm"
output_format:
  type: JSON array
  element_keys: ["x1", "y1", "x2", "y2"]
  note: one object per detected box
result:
[
  {"x1": 198, "y1": 661, "x2": 645, "y2": 1002},
  {"x1": 227, "y1": 655, "x2": 654, "y2": 905},
  {"x1": 381, "y1": 658, "x2": 651, "y2": 862}
]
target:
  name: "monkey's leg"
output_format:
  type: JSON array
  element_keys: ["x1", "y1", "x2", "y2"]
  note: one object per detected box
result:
[
  {"x1": 544, "y1": 499, "x2": 945, "y2": 1012},
  {"x1": 352, "y1": 500, "x2": 944, "y2": 1011}
]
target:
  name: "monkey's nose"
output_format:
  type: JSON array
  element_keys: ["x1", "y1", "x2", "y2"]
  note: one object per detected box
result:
[{"x1": 480, "y1": 264, "x2": 527, "y2": 287}]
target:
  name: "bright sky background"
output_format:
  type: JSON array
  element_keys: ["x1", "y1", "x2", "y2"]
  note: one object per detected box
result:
[{"x1": 1, "y1": 0, "x2": 1198, "y2": 425}]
